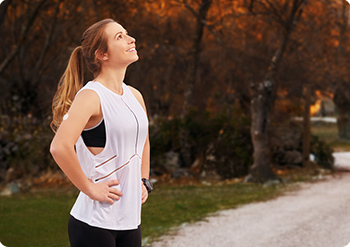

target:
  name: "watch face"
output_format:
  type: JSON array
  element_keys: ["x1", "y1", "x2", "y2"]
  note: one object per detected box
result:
[{"x1": 143, "y1": 179, "x2": 153, "y2": 193}]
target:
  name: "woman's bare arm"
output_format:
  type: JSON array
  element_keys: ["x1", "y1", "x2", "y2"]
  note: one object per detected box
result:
[{"x1": 50, "y1": 89, "x2": 122, "y2": 204}]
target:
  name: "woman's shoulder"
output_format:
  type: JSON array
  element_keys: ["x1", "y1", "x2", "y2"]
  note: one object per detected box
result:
[
  {"x1": 76, "y1": 82, "x2": 100, "y2": 97},
  {"x1": 127, "y1": 85, "x2": 143, "y2": 99},
  {"x1": 75, "y1": 83, "x2": 100, "y2": 105},
  {"x1": 71, "y1": 87, "x2": 101, "y2": 116},
  {"x1": 80, "y1": 81, "x2": 100, "y2": 92},
  {"x1": 126, "y1": 85, "x2": 146, "y2": 110}
]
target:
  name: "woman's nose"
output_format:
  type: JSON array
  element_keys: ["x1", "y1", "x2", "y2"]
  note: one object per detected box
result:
[{"x1": 128, "y1": 35, "x2": 136, "y2": 43}]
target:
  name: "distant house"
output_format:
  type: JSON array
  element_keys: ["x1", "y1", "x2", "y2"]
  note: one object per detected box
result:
[{"x1": 310, "y1": 91, "x2": 335, "y2": 117}]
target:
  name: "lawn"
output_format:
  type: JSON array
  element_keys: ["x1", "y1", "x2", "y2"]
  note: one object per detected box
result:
[
  {"x1": 311, "y1": 121, "x2": 350, "y2": 152},
  {"x1": 0, "y1": 182, "x2": 284, "y2": 247},
  {"x1": 0, "y1": 189, "x2": 76, "y2": 247}
]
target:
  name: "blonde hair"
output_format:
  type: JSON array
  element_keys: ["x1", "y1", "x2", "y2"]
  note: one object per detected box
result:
[{"x1": 50, "y1": 19, "x2": 115, "y2": 132}]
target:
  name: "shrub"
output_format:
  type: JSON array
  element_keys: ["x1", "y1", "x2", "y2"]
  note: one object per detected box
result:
[
  {"x1": 0, "y1": 114, "x2": 56, "y2": 183},
  {"x1": 204, "y1": 116, "x2": 253, "y2": 179},
  {"x1": 150, "y1": 111, "x2": 253, "y2": 179},
  {"x1": 310, "y1": 135, "x2": 334, "y2": 170}
]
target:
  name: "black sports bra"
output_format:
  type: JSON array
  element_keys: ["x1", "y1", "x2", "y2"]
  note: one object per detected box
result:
[{"x1": 81, "y1": 119, "x2": 106, "y2": 148}]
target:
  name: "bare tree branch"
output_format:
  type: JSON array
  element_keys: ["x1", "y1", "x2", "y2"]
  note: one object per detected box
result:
[
  {"x1": 31, "y1": 0, "x2": 61, "y2": 85},
  {"x1": 292, "y1": 0, "x2": 308, "y2": 29},
  {"x1": 179, "y1": 0, "x2": 222, "y2": 43},
  {"x1": 0, "y1": 0, "x2": 12, "y2": 27},
  {"x1": 248, "y1": 0, "x2": 255, "y2": 12},
  {"x1": 265, "y1": 0, "x2": 286, "y2": 26},
  {"x1": 0, "y1": 0, "x2": 47, "y2": 75}
]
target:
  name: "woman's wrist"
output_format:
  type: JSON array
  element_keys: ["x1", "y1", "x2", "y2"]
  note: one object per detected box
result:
[
  {"x1": 142, "y1": 178, "x2": 153, "y2": 193},
  {"x1": 82, "y1": 179, "x2": 95, "y2": 198}
]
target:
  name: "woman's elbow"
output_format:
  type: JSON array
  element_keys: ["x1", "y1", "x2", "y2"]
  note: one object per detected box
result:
[
  {"x1": 50, "y1": 140, "x2": 59, "y2": 159},
  {"x1": 50, "y1": 137, "x2": 75, "y2": 158},
  {"x1": 50, "y1": 138, "x2": 67, "y2": 159}
]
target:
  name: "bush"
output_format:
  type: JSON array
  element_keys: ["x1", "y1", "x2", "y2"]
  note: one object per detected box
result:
[
  {"x1": 310, "y1": 135, "x2": 334, "y2": 170},
  {"x1": 269, "y1": 121, "x2": 334, "y2": 170},
  {"x1": 0, "y1": 114, "x2": 56, "y2": 183},
  {"x1": 204, "y1": 116, "x2": 253, "y2": 179},
  {"x1": 150, "y1": 113, "x2": 335, "y2": 180},
  {"x1": 150, "y1": 111, "x2": 253, "y2": 179}
]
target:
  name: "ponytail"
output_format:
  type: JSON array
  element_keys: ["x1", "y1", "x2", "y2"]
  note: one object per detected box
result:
[
  {"x1": 50, "y1": 19, "x2": 116, "y2": 132},
  {"x1": 50, "y1": 46, "x2": 84, "y2": 132}
]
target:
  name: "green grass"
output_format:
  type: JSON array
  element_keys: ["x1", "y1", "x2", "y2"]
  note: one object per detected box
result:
[
  {"x1": 0, "y1": 189, "x2": 77, "y2": 247},
  {"x1": 311, "y1": 121, "x2": 350, "y2": 152},
  {"x1": 0, "y1": 182, "x2": 284, "y2": 247}
]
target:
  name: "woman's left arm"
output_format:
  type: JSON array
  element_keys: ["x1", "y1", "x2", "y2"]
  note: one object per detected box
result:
[
  {"x1": 128, "y1": 86, "x2": 151, "y2": 203},
  {"x1": 141, "y1": 134, "x2": 150, "y2": 203},
  {"x1": 141, "y1": 134, "x2": 150, "y2": 180}
]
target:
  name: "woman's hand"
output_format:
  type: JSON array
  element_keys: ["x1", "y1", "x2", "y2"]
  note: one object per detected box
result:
[
  {"x1": 87, "y1": 179, "x2": 123, "y2": 204},
  {"x1": 141, "y1": 184, "x2": 148, "y2": 204}
]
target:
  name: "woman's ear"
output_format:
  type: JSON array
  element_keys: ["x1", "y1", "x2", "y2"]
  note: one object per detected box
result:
[{"x1": 95, "y1": 49, "x2": 108, "y2": 62}]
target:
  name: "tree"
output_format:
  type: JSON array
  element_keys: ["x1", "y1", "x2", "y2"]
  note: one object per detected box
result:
[
  {"x1": 332, "y1": 0, "x2": 350, "y2": 139},
  {"x1": 172, "y1": 0, "x2": 214, "y2": 166},
  {"x1": 246, "y1": 0, "x2": 308, "y2": 183},
  {"x1": 0, "y1": 0, "x2": 67, "y2": 117},
  {"x1": 179, "y1": 0, "x2": 213, "y2": 115},
  {"x1": 0, "y1": 0, "x2": 47, "y2": 75}
]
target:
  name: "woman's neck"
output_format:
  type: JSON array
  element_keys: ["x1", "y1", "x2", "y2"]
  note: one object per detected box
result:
[{"x1": 94, "y1": 67, "x2": 126, "y2": 95}]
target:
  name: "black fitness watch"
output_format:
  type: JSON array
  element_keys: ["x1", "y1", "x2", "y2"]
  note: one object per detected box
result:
[{"x1": 142, "y1": 178, "x2": 153, "y2": 193}]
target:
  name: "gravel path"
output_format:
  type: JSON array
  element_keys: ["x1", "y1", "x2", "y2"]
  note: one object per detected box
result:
[{"x1": 151, "y1": 153, "x2": 350, "y2": 247}]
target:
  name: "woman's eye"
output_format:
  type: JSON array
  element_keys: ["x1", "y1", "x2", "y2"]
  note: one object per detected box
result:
[{"x1": 117, "y1": 35, "x2": 122, "y2": 40}]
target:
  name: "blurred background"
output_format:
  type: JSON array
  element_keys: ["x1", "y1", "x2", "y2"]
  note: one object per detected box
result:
[{"x1": 0, "y1": 0, "x2": 349, "y2": 245}]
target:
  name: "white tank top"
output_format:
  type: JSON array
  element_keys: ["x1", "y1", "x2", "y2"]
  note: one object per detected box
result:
[{"x1": 70, "y1": 81, "x2": 149, "y2": 230}]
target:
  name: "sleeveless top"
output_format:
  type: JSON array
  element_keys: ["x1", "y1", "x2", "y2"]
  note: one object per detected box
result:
[{"x1": 70, "y1": 81, "x2": 149, "y2": 230}]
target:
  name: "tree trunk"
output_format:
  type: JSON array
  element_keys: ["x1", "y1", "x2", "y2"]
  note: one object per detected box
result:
[
  {"x1": 334, "y1": 1, "x2": 350, "y2": 140},
  {"x1": 180, "y1": 0, "x2": 212, "y2": 167},
  {"x1": 334, "y1": 83, "x2": 350, "y2": 139},
  {"x1": 247, "y1": 34, "x2": 289, "y2": 183},
  {"x1": 248, "y1": 78, "x2": 277, "y2": 182},
  {"x1": 303, "y1": 84, "x2": 311, "y2": 165},
  {"x1": 182, "y1": 0, "x2": 212, "y2": 115},
  {"x1": 337, "y1": 115, "x2": 350, "y2": 139}
]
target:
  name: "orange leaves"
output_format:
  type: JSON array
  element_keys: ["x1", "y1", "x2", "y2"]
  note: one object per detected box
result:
[{"x1": 256, "y1": 33, "x2": 263, "y2": 41}]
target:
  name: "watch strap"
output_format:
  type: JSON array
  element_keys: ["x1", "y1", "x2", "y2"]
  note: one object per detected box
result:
[{"x1": 142, "y1": 178, "x2": 153, "y2": 193}]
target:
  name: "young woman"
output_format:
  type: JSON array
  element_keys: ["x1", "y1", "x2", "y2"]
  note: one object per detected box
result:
[{"x1": 50, "y1": 19, "x2": 152, "y2": 247}]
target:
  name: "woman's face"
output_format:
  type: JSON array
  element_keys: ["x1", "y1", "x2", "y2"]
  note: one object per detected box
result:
[{"x1": 102, "y1": 22, "x2": 139, "y2": 67}]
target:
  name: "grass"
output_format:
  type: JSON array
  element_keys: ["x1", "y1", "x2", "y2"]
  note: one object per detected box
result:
[
  {"x1": 0, "y1": 182, "x2": 285, "y2": 247},
  {"x1": 0, "y1": 189, "x2": 77, "y2": 247},
  {"x1": 311, "y1": 121, "x2": 350, "y2": 152}
]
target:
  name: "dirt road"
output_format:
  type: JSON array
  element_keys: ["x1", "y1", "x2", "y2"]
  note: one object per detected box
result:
[{"x1": 151, "y1": 153, "x2": 350, "y2": 247}]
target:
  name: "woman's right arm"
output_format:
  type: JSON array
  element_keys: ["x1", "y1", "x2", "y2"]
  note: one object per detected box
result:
[{"x1": 50, "y1": 90, "x2": 122, "y2": 204}]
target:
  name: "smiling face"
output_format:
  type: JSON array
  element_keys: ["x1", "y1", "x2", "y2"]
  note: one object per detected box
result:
[{"x1": 101, "y1": 22, "x2": 139, "y2": 68}]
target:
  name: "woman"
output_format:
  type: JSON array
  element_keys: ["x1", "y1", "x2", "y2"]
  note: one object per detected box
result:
[{"x1": 50, "y1": 19, "x2": 152, "y2": 247}]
